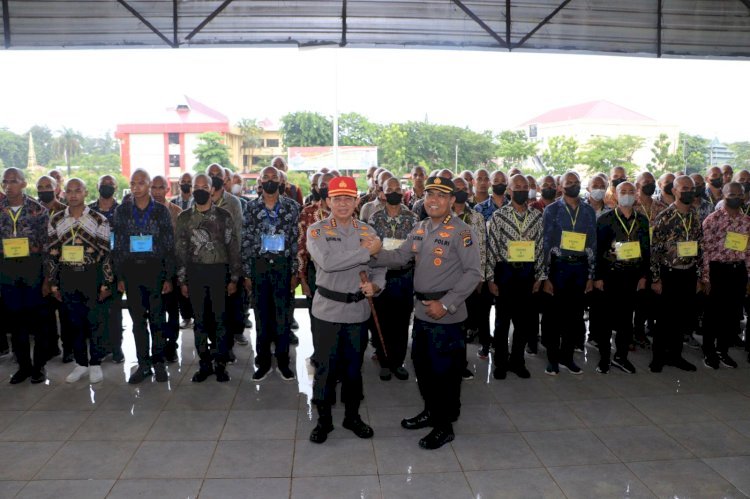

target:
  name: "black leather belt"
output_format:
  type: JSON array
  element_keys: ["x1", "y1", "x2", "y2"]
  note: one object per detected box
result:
[
  {"x1": 129, "y1": 258, "x2": 159, "y2": 266},
  {"x1": 415, "y1": 290, "x2": 448, "y2": 301},
  {"x1": 555, "y1": 255, "x2": 587, "y2": 264},
  {"x1": 317, "y1": 286, "x2": 365, "y2": 303}
]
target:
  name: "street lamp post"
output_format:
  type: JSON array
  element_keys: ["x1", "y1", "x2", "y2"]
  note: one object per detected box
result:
[{"x1": 454, "y1": 139, "x2": 459, "y2": 173}]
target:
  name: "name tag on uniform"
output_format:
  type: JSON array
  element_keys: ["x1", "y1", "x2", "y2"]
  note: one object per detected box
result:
[
  {"x1": 61, "y1": 245, "x2": 84, "y2": 263},
  {"x1": 677, "y1": 241, "x2": 698, "y2": 257},
  {"x1": 508, "y1": 241, "x2": 535, "y2": 262},
  {"x1": 725, "y1": 232, "x2": 748, "y2": 252},
  {"x1": 383, "y1": 238, "x2": 405, "y2": 251},
  {"x1": 561, "y1": 231, "x2": 586, "y2": 252},
  {"x1": 615, "y1": 241, "x2": 641, "y2": 260},
  {"x1": 2, "y1": 237, "x2": 30, "y2": 258},
  {"x1": 130, "y1": 235, "x2": 153, "y2": 253},
  {"x1": 261, "y1": 233, "x2": 285, "y2": 253}
]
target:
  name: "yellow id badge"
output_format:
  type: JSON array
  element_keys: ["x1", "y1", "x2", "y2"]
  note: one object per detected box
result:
[
  {"x1": 61, "y1": 245, "x2": 84, "y2": 263},
  {"x1": 383, "y1": 238, "x2": 406, "y2": 251},
  {"x1": 560, "y1": 231, "x2": 586, "y2": 252},
  {"x1": 615, "y1": 241, "x2": 641, "y2": 260},
  {"x1": 2, "y1": 237, "x2": 30, "y2": 258},
  {"x1": 677, "y1": 241, "x2": 698, "y2": 257},
  {"x1": 725, "y1": 232, "x2": 749, "y2": 252},
  {"x1": 508, "y1": 241, "x2": 535, "y2": 262}
]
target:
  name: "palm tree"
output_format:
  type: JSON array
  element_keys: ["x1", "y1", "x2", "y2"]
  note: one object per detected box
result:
[
  {"x1": 53, "y1": 127, "x2": 82, "y2": 176},
  {"x1": 236, "y1": 118, "x2": 264, "y2": 173}
]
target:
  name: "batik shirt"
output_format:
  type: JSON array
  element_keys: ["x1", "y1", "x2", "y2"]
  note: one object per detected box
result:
[
  {"x1": 298, "y1": 203, "x2": 330, "y2": 280},
  {"x1": 635, "y1": 198, "x2": 668, "y2": 227},
  {"x1": 454, "y1": 207, "x2": 487, "y2": 280},
  {"x1": 368, "y1": 205, "x2": 419, "y2": 257},
  {"x1": 175, "y1": 205, "x2": 241, "y2": 285},
  {"x1": 88, "y1": 199, "x2": 119, "y2": 224},
  {"x1": 650, "y1": 204, "x2": 703, "y2": 281},
  {"x1": 701, "y1": 208, "x2": 750, "y2": 282},
  {"x1": 694, "y1": 197, "x2": 714, "y2": 224},
  {"x1": 542, "y1": 198, "x2": 597, "y2": 279},
  {"x1": 474, "y1": 195, "x2": 508, "y2": 222},
  {"x1": 46, "y1": 206, "x2": 113, "y2": 287},
  {"x1": 403, "y1": 188, "x2": 424, "y2": 210},
  {"x1": 0, "y1": 194, "x2": 49, "y2": 257},
  {"x1": 486, "y1": 205, "x2": 545, "y2": 282},
  {"x1": 41, "y1": 199, "x2": 67, "y2": 218},
  {"x1": 112, "y1": 197, "x2": 175, "y2": 279},
  {"x1": 241, "y1": 196, "x2": 300, "y2": 276}
]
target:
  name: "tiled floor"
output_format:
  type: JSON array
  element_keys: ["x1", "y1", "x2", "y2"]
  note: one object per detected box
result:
[{"x1": 1, "y1": 312, "x2": 750, "y2": 498}]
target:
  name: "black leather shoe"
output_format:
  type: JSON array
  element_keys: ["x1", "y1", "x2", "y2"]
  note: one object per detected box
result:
[
  {"x1": 309, "y1": 422, "x2": 334, "y2": 444},
  {"x1": 493, "y1": 367, "x2": 506, "y2": 380},
  {"x1": 342, "y1": 417, "x2": 374, "y2": 439},
  {"x1": 30, "y1": 368, "x2": 46, "y2": 384},
  {"x1": 419, "y1": 425, "x2": 455, "y2": 450},
  {"x1": 670, "y1": 356, "x2": 697, "y2": 372},
  {"x1": 215, "y1": 364, "x2": 230, "y2": 382},
  {"x1": 191, "y1": 368, "x2": 213, "y2": 383},
  {"x1": 289, "y1": 332, "x2": 299, "y2": 346},
  {"x1": 508, "y1": 364, "x2": 531, "y2": 379},
  {"x1": 401, "y1": 410, "x2": 432, "y2": 430},
  {"x1": 10, "y1": 369, "x2": 31, "y2": 384},
  {"x1": 392, "y1": 367, "x2": 409, "y2": 380}
]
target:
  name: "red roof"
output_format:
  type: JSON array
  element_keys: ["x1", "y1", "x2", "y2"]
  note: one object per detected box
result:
[{"x1": 521, "y1": 100, "x2": 655, "y2": 126}]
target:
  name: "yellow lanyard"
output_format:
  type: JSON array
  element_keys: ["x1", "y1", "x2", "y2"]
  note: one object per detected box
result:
[
  {"x1": 564, "y1": 204, "x2": 579, "y2": 230},
  {"x1": 7, "y1": 207, "x2": 22, "y2": 237},
  {"x1": 742, "y1": 204, "x2": 750, "y2": 216},
  {"x1": 614, "y1": 209, "x2": 637, "y2": 241},
  {"x1": 675, "y1": 212, "x2": 692, "y2": 241},
  {"x1": 639, "y1": 203, "x2": 653, "y2": 223},
  {"x1": 69, "y1": 225, "x2": 81, "y2": 245},
  {"x1": 512, "y1": 209, "x2": 529, "y2": 239},
  {"x1": 216, "y1": 196, "x2": 225, "y2": 207}
]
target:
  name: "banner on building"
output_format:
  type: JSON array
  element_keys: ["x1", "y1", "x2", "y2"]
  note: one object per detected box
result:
[{"x1": 287, "y1": 146, "x2": 378, "y2": 171}]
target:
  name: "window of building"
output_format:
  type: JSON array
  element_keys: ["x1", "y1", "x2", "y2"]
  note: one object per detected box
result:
[
  {"x1": 169, "y1": 154, "x2": 180, "y2": 168},
  {"x1": 168, "y1": 133, "x2": 180, "y2": 145},
  {"x1": 243, "y1": 155, "x2": 249, "y2": 167},
  {"x1": 266, "y1": 138, "x2": 279, "y2": 148}
]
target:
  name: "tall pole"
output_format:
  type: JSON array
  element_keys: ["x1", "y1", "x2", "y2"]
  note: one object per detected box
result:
[
  {"x1": 454, "y1": 140, "x2": 458, "y2": 173},
  {"x1": 333, "y1": 48, "x2": 339, "y2": 171}
]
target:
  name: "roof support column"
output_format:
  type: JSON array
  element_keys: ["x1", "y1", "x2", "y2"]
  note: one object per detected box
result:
[
  {"x1": 506, "y1": 0, "x2": 511, "y2": 51},
  {"x1": 2, "y1": 0, "x2": 10, "y2": 49},
  {"x1": 657, "y1": 0, "x2": 663, "y2": 57},
  {"x1": 340, "y1": 0, "x2": 347, "y2": 47},
  {"x1": 173, "y1": 0, "x2": 178, "y2": 47}
]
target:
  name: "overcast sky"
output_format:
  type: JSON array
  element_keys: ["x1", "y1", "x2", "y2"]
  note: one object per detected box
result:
[{"x1": 1, "y1": 47, "x2": 749, "y2": 142}]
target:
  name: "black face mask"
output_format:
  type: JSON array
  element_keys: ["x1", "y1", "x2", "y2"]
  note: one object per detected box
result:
[
  {"x1": 612, "y1": 178, "x2": 626, "y2": 187},
  {"x1": 180, "y1": 183, "x2": 191, "y2": 194},
  {"x1": 453, "y1": 190, "x2": 469, "y2": 204},
  {"x1": 38, "y1": 191, "x2": 55, "y2": 204},
  {"x1": 564, "y1": 185, "x2": 581, "y2": 198},
  {"x1": 541, "y1": 188, "x2": 556, "y2": 200},
  {"x1": 743, "y1": 182, "x2": 750, "y2": 194},
  {"x1": 210, "y1": 175, "x2": 224, "y2": 190},
  {"x1": 193, "y1": 189, "x2": 211, "y2": 205},
  {"x1": 261, "y1": 180, "x2": 280, "y2": 194},
  {"x1": 512, "y1": 190, "x2": 529, "y2": 205},
  {"x1": 278, "y1": 183, "x2": 286, "y2": 195},
  {"x1": 695, "y1": 187, "x2": 707, "y2": 199},
  {"x1": 319, "y1": 187, "x2": 328, "y2": 200},
  {"x1": 385, "y1": 192, "x2": 403, "y2": 206},
  {"x1": 641, "y1": 183, "x2": 656, "y2": 196},
  {"x1": 311, "y1": 189, "x2": 321, "y2": 202},
  {"x1": 98, "y1": 185, "x2": 115, "y2": 199},
  {"x1": 726, "y1": 197, "x2": 743, "y2": 209},
  {"x1": 492, "y1": 184, "x2": 507, "y2": 196},
  {"x1": 663, "y1": 182, "x2": 674, "y2": 195},
  {"x1": 679, "y1": 191, "x2": 696, "y2": 205},
  {"x1": 710, "y1": 178, "x2": 723, "y2": 188}
]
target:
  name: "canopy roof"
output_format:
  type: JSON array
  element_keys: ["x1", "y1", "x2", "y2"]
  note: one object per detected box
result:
[{"x1": 2, "y1": 1, "x2": 750, "y2": 59}]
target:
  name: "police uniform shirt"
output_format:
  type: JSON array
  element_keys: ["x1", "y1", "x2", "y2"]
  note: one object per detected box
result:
[
  {"x1": 372, "y1": 214, "x2": 481, "y2": 324},
  {"x1": 307, "y1": 216, "x2": 386, "y2": 324}
]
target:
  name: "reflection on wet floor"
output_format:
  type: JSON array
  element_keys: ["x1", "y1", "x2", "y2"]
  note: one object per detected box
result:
[{"x1": 0, "y1": 311, "x2": 749, "y2": 498}]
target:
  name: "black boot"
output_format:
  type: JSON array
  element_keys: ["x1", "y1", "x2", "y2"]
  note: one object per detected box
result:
[
  {"x1": 192, "y1": 359, "x2": 214, "y2": 383},
  {"x1": 419, "y1": 424, "x2": 455, "y2": 450},
  {"x1": 215, "y1": 362, "x2": 230, "y2": 382},
  {"x1": 310, "y1": 404, "x2": 334, "y2": 444},
  {"x1": 401, "y1": 409, "x2": 432, "y2": 430}
]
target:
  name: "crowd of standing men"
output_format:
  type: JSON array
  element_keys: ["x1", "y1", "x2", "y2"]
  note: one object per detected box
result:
[{"x1": 0, "y1": 158, "x2": 748, "y2": 451}]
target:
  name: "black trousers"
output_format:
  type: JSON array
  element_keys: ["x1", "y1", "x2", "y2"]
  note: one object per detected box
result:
[
  {"x1": 123, "y1": 261, "x2": 166, "y2": 367},
  {"x1": 311, "y1": 316, "x2": 367, "y2": 415},
  {"x1": 0, "y1": 298, "x2": 7, "y2": 353},
  {"x1": 704, "y1": 261, "x2": 747, "y2": 357},
  {"x1": 493, "y1": 262, "x2": 535, "y2": 368},
  {"x1": 177, "y1": 283, "x2": 194, "y2": 322},
  {"x1": 304, "y1": 260, "x2": 318, "y2": 321},
  {"x1": 44, "y1": 295, "x2": 73, "y2": 356},
  {"x1": 102, "y1": 286, "x2": 123, "y2": 354},
  {"x1": 251, "y1": 258, "x2": 292, "y2": 367},
  {"x1": 412, "y1": 318, "x2": 464, "y2": 428},
  {"x1": 372, "y1": 268, "x2": 414, "y2": 370},
  {"x1": 597, "y1": 265, "x2": 642, "y2": 362},
  {"x1": 634, "y1": 287, "x2": 656, "y2": 336},
  {"x1": 162, "y1": 276, "x2": 181, "y2": 348},
  {"x1": 1, "y1": 275, "x2": 46, "y2": 372},
  {"x1": 60, "y1": 267, "x2": 106, "y2": 367},
  {"x1": 188, "y1": 263, "x2": 229, "y2": 367},
  {"x1": 654, "y1": 266, "x2": 697, "y2": 364},
  {"x1": 544, "y1": 259, "x2": 588, "y2": 366},
  {"x1": 465, "y1": 283, "x2": 492, "y2": 349}
]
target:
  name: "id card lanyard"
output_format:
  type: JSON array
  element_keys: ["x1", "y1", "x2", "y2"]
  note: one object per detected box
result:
[
  {"x1": 132, "y1": 200, "x2": 154, "y2": 236},
  {"x1": 675, "y1": 211, "x2": 692, "y2": 241},
  {"x1": 263, "y1": 202, "x2": 281, "y2": 233},
  {"x1": 7, "y1": 207, "x2": 23, "y2": 237},
  {"x1": 614, "y1": 209, "x2": 637, "y2": 241}
]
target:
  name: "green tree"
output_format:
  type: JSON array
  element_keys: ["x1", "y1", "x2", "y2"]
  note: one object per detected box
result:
[
  {"x1": 540, "y1": 136, "x2": 579, "y2": 175},
  {"x1": 53, "y1": 127, "x2": 83, "y2": 176},
  {"x1": 673, "y1": 133, "x2": 710, "y2": 174},
  {"x1": 82, "y1": 131, "x2": 118, "y2": 156},
  {"x1": 495, "y1": 130, "x2": 537, "y2": 169},
  {"x1": 378, "y1": 123, "x2": 408, "y2": 172},
  {"x1": 338, "y1": 112, "x2": 380, "y2": 146},
  {"x1": 646, "y1": 133, "x2": 682, "y2": 177},
  {"x1": 578, "y1": 135, "x2": 644, "y2": 175},
  {"x1": 27, "y1": 125, "x2": 55, "y2": 166},
  {"x1": 236, "y1": 118, "x2": 264, "y2": 173},
  {"x1": 0, "y1": 128, "x2": 27, "y2": 168},
  {"x1": 192, "y1": 132, "x2": 234, "y2": 172},
  {"x1": 280, "y1": 111, "x2": 333, "y2": 147},
  {"x1": 728, "y1": 141, "x2": 750, "y2": 170}
]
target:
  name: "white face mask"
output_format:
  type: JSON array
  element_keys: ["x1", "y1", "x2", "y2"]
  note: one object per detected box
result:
[
  {"x1": 231, "y1": 184, "x2": 242, "y2": 195},
  {"x1": 590, "y1": 189, "x2": 606, "y2": 201},
  {"x1": 619, "y1": 194, "x2": 635, "y2": 208},
  {"x1": 528, "y1": 189, "x2": 537, "y2": 200}
]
